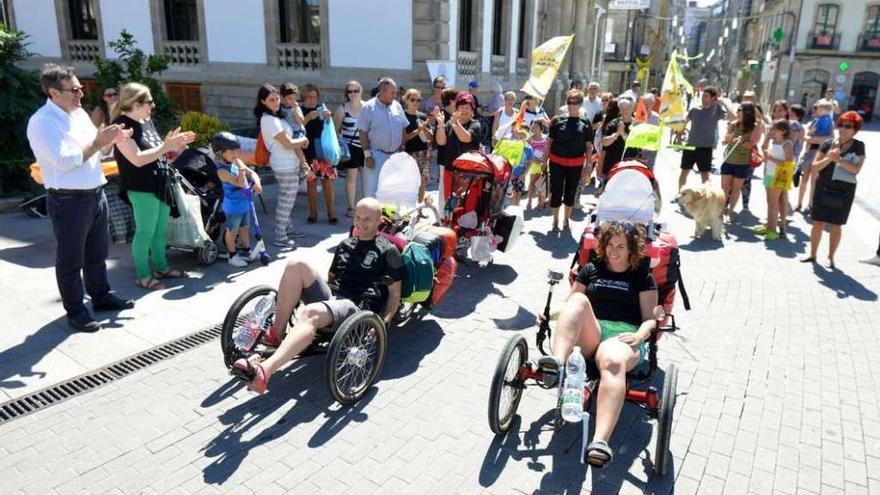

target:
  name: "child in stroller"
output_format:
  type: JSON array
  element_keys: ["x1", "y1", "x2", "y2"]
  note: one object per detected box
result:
[
  {"x1": 172, "y1": 143, "x2": 226, "y2": 256},
  {"x1": 212, "y1": 132, "x2": 264, "y2": 267}
]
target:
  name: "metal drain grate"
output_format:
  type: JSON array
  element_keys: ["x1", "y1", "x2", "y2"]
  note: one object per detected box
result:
[{"x1": 0, "y1": 324, "x2": 222, "y2": 425}]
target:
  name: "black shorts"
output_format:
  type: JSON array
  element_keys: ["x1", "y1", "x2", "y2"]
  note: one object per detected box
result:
[
  {"x1": 680, "y1": 147, "x2": 713, "y2": 173},
  {"x1": 338, "y1": 144, "x2": 364, "y2": 170},
  {"x1": 301, "y1": 277, "x2": 359, "y2": 333}
]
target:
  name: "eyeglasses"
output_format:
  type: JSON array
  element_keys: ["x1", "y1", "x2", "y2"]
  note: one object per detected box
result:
[
  {"x1": 410, "y1": 98, "x2": 422, "y2": 103},
  {"x1": 59, "y1": 86, "x2": 84, "y2": 95},
  {"x1": 103, "y1": 91, "x2": 118, "y2": 97},
  {"x1": 567, "y1": 101, "x2": 582, "y2": 106},
  {"x1": 346, "y1": 89, "x2": 361, "y2": 94},
  {"x1": 840, "y1": 123, "x2": 855, "y2": 129},
  {"x1": 434, "y1": 85, "x2": 445, "y2": 89},
  {"x1": 140, "y1": 99, "x2": 154, "y2": 105}
]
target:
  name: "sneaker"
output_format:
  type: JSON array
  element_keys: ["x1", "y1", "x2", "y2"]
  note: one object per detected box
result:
[
  {"x1": 859, "y1": 255, "x2": 880, "y2": 267},
  {"x1": 764, "y1": 231, "x2": 780, "y2": 241},
  {"x1": 273, "y1": 238, "x2": 296, "y2": 248},
  {"x1": 537, "y1": 355, "x2": 564, "y2": 389},
  {"x1": 753, "y1": 225, "x2": 769, "y2": 235},
  {"x1": 228, "y1": 254, "x2": 248, "y2": 267},
  {"x1": 286, "y1": 228, "x2": 306, "y2": 239}
]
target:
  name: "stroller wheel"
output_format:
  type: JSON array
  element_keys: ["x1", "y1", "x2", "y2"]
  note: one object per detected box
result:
[{"x1": 198, "y1": 239, "x2": 219, "y2": 265}]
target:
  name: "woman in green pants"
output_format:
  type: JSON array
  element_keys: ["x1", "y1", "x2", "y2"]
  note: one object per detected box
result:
[{"x1": 112, "y1": 82, "x2": 195, "y2": 290}]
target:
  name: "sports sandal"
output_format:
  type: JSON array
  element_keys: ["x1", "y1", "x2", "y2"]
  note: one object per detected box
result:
[
  {"x1": 154, "y1": 269, "x2": 188, "y2": 279},
  {"x1": 136, "y1": 277, "x2": 165, "y2": 291},
  {"x1": 584, "y1": 440, "x2": 614, "y2": 467},
  {"x1": 537, "y1": 355, "x2": 564, "y2": 389},
  {"x1": 231, "y1": 358, "x2": 269, "y2": 394}
]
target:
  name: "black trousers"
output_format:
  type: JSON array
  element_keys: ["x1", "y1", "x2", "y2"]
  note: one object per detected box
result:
[
  {"x1": 47, "y1": 189, "x2": 111, "y2": 317},
  {"x1": 549, "y1": 163, "x2": 582, "y2": 208}
]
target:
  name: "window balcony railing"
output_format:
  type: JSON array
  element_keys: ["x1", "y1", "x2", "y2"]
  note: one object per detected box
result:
[
  {"x1": 67, "y1": 40, "x2": 100, "y2": 63},
  {"x1": 516, "y1": 58, "x2": 529, "y2": 79},
  {"x1": 277, "y1": 43, "x2": 321, "y2": 71},
  {"x1": 807, "y1": 31, "x2": 840, "y2": 50},
  {"x1": 457, "y1": 51, "x2": 478, "y2": 81},
  {"x1": 858, "y1": 32, "x2": 880, "y2": 52},
  {"x1": 491, "y1": 55, "x2": 507, "y2": 77},
  {"x1": 162, "y1": 41, "x2": 201, "y2": 65}
]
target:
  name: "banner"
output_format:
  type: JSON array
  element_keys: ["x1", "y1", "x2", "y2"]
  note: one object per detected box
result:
[
  {"x1": 426, "y1": 59, "x2": 457, "y2": 89},
  {"x1": 659, "y1": 49, "x2": 694, "y2": 132},
  {"x1": 625, "y1": 123, "x2": 662, "y2": 151},
  {"x1": 635, "y1": 56, "x2": 652, "y2": 86},
  {"x1": 521, "y1": 34, "x2": 575, "y2": 99},
  {"x1": 609, "y1": 0, "x2": 651, "y2": 9}
]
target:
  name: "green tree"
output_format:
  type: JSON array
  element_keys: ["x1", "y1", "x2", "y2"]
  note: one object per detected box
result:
[
  {"x1": 0, "y1": 24, "x2": 44, "y2": 195},
  {"x1": 94, "y1": 30, "x2": 177, "y2": 132}
]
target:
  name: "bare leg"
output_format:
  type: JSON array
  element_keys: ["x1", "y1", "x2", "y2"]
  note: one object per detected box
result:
[
  {"x1": 766, "y1": 188, "x2": 779, "y2": 231},
  {"x1": 807, "y1": 172, "x2": 817, "y2": 209},
  {"x1": 777, "y1": 191, "x2": 788, "y2": 229},
  {"x1": 224, "y1": 229, "x2": 237, "y2": 254},
  {"x1": 345, "y1": 168, "x2": 359, "y2": 210},
  {"x1": 563, "y1": 204, "x2": 573, "y2": 225},
  {"x1": 592, "y1": 339, "x2": 641, "y2": 442},
  {"x1": 259, "y1": 303, "x2": 334, "y2": 378},
  {"x1": 551, "y1": 207, "x2": 560, "y2": 228},
  {"x1": 551, "y1": 292, "x2": 602, "y2": 364},
  {"x1": 699, "y1": 171, "x2": 709, "y2": 183},
  {"x1": 678, "y1": 169, "x2": 690, "y2": 191},
  {"x1": 809, "y1": 221, "x2": 824, "y2": 258},
  {"x1": 322, "y1": 177, "x2": 335, "y2": 219},
  {"x1": 828, "y1": 224, "x2": 842, "y2": 264},
  {"x1": 727, "y1": 178, "x2": 744, "y2": 215},
  {"x1": 721, "y1": 174, "x2": 732, "y2": 210},
  {"x1": 796, "y1": 170, "x2": 809, "y2": 208},
  {"x1": 238, "y1": 227, "x2": 250, "y2": 250},
  {"x1": 274, "y1": 260, "x2": 322, "y2": 337},
  {"x1": 307, "y1": 181, "x2": 318, "y2": 219}
]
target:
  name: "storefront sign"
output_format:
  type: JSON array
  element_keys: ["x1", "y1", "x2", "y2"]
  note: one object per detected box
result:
[{"x1": 609, "y1": 0, "x2": 651, "y2": 10}]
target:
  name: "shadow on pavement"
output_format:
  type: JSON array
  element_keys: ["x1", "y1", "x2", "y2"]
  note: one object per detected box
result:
[
  {"x1": 492, "y1": 304, "x2": 538, "y2": 331},
  {"x1": 528, "y1": 231, "x2": 578, "y2": 261},
  {"x1": 431, "y1": 262, "x2": 518, "y2": 319},
  {"x1": 0, "y1": 317, "x2": 68, "y2": 391},
  {"x1": 812, "y1": 263, "x2": 878, "y2": 301}
]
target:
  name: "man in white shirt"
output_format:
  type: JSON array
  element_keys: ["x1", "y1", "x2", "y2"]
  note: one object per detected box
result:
[
  {"x1": 582, "y1": 82, "x2": 604, "y2": 123},
  {"x1": 817, "y1": 88, "x2": 841, "y2": 118},
  {"x1": 357, "y1": 77, "x2": 408, "y2": 198},
  {"x1": 27, "y1": 65, "x2": 133, "y2": 332}
]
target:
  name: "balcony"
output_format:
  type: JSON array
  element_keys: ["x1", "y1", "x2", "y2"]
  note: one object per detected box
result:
[
  {"x1": 67, "y1": 40, "x2": 100, "y2": 63},
  {"x1": 807, "y1": 31, "x2": 840, "y2": 50},
  {"x1": 491, "y1": 55, "x2": 506, "y2": 78},
  {"x1": 277, "y1": 43, "x2": 321, "y2": 71},
  {"x1": 162, "y1": 41, "x2": 201, "y2": 65},
  {"x1": 457, "y1": 51, "x2": 478, "y2": 81},
  {"x1": 858, "y1": 32, "x2": 880, "y2": 52}
]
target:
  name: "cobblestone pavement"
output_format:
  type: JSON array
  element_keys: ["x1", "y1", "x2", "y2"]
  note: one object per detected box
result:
[{"x1": 1, "y1": 134, "x2": 878, "y2": 494}]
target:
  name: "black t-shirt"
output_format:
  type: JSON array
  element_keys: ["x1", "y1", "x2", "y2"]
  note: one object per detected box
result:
[
  {"x1": 575, "y1": 261, "x2": 656, "y2": 327},
  {"x1": 438, "y1": 119, "x2": 482, "y2": 166},
  {"x1": 548, "y1": 117, "x2": 594, "y2": 159},
  {"x1": 404, "y1": 111, "x2": 428, "y2": 153},
  {"x1": 816, "y1": 139, "x2": 865, "y2": 186},
  {"x1": 602, "y1": 118, "x2": 639, "y2": 168},
  {"x1": 592, "y1": 111, "x2": 604, "y2": 127},
  {"x1": 329, "y1": 236, "x2": 405, "y2": 312},
  {"x1": 112, "y1": 115, "x2": 172, "y2": 205},
  {"x1": 301, "y1": 104, "x2": 325, "y2": 162}
]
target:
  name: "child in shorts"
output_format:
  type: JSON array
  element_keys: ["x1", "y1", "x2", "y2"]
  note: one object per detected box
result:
[
  {"x1": 526, "y1": 120, "x2": 549, "y2": 210},
  {"x1": 795, "y1": 101, "x2": 833, "y2": 212},
  {"x1": 214, "y1": 133, "x2": 263, "y2": 267}
]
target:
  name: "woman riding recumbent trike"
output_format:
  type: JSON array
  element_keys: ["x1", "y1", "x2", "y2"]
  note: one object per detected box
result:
[{"x1": 487, "y1": 211, "x2": 685, "y2": 473}]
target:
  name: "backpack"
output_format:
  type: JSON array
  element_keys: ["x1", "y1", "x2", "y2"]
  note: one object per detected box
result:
[
  {"x1": 254, "y1": 133, "x2": 270, "y2": 167},
  {"x1": 400, "y1": 242, "x2": 435, "y2": 303}
]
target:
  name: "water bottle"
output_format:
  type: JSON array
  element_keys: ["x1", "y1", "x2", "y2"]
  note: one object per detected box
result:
[
  {"x1": 561, "y1": 346, "x2": 586, "y2": 422},
  {"x1": 233, "y1": 294, "x2": 275, "y2": 351}
]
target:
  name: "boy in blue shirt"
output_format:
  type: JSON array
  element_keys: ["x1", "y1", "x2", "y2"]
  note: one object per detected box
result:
[
  {"x1": 795, "y1": 101, "x2": 834, "y2": 212},
  {"x1": 213, "y1": 132, "x2": 263, "y2": 267}
]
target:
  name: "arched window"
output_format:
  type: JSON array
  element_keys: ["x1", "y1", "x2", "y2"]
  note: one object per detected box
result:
[{"x1": 801, "y1": 69, "x2": 830, "y2": 107}]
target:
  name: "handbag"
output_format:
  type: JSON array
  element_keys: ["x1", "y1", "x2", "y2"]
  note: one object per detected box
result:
[
  {"x1": 748, "y1": 147, "x2": 763, "y2": 169},
  {"x1": 831, "y1": 164, "x2": 857, "y2": 184},
  {"x1": 771, "y1": 160, "x2": 795, "y2": 190}
]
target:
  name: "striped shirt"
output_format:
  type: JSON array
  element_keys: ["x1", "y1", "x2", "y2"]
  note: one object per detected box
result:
[{"x1": 340, "y1": 104, "x2": 361, "y2": 148}]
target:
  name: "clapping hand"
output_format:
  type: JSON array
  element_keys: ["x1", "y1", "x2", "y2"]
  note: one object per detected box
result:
[
  {"x1": 162, "y1": 127, "x2": 196, "y2": 152},
  {"x1": 95, "y1": 123, "x2": 132, "y2": 148},
  {"x1": 433, "y1": 107, "x2": 445, "y2": 126},
  {"x1": 826, "y1": 146, "x2": 841, "y2": 161}
]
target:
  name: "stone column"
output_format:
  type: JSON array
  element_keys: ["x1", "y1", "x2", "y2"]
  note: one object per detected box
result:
[{"x1": 571, "y1": 0, "x2": 593, "y2": 83}]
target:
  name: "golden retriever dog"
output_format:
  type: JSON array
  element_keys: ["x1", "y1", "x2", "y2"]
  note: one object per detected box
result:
[{"x1": 678, "y1": 184, "x2": 726, "y2": 240}]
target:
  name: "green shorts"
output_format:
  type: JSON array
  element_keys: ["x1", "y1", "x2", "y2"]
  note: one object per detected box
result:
[{"x1": 598, "y1": 320, "x2": 647, "y2": 365}]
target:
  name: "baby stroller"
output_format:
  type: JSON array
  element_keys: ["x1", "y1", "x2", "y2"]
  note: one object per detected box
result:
[
  {"x1": 167, "y1": 148, "x2": 224, "y2": 264},
  {"x1": 440, "y1": 152, "x2": 517, "y2": 262},
  {"x1": 571, "y1": 159, "x2": 690, "y2": 323}
]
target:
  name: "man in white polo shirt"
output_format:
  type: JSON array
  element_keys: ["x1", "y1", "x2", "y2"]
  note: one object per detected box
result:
[{"x1": 27, "y1": 64, "x2": 134, "y2": 332}]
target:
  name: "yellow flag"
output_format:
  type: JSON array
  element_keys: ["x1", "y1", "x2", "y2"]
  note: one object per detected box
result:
[
  {"x1": 521, "y1": 35, "x2": 575, "y2": 99},
  {"x1": 635, "y1": 56, "x2": 652, "y2": 86},
  {"x1": 659, "y1": 49, "x2": 693, "y2": 132},
  {"x1": 625, "y1": 123, "x2": 662, "y2": 151}
]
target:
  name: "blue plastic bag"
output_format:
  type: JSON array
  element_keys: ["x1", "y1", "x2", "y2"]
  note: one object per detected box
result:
[{"x1": 320, "y1": 118, "x2": 342, "y2": 166}]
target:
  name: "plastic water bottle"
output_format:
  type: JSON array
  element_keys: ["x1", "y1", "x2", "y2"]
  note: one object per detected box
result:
[
  {"x1": 233, "y1": 295, "x2": 275, "y2": 351},
  {"x1": 561, "y1": 346, "x2": 586, "y2": 422}
]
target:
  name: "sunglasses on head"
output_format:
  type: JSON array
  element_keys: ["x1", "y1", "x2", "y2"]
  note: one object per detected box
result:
[{"x1": 604, "y1": 220, "x2": 637, "y2": 234}]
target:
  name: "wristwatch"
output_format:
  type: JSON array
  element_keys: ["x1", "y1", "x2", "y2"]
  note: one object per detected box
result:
[{"x1": 363, "y1": 150, "x2": 372, "y2": 158}]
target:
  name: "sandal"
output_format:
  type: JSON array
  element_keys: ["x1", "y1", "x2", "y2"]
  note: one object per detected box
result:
[
  {"x1": 231, "y1": 358, "x2": 269, "y2": 394},
  {"x1": 154, "y1": 269, "x2": 188, "y2": 279},
  {"x1": 307, "y1": 216, "x2": 317, "y2": 224},
  {"x1": 346, "y1": 208, "x2": 355, "y2": 218},
  {"x1": 136, "y1": 277, "x2": 165, "y2": 291},
  {"x1": 800, "y1": 256, "x2": 817, "y2": 263},
  {"x1": 584, "y1": 440, "x2": 614, "y2": 467},
  {"x1": 328, "y1": 217, "x2": 338, "y2": 225}
]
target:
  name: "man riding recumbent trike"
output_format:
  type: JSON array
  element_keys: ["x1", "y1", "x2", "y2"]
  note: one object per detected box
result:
[
  {"x1": 222, "y1": 157, "x2": 457, "y2": 405},
  {"x1": 487, "y1": 163, "x2": 690, "y2": 474}
]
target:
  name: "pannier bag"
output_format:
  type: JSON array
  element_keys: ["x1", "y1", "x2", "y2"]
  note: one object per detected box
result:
[
  {"x1": 430, "y1": 256, "x2": 457, "y2": 307},
  {"x1": 401, "y1": 242, "x2": 435, "y2": 303}
]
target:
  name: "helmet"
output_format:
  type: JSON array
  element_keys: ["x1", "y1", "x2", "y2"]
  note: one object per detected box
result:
[{"x1": 211, "y1": 131, "x2": 241, "y2": 153}]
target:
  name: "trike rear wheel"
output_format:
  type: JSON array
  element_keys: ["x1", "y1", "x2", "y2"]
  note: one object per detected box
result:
[
  {"x1": 488, "y1": 335, "x2": 528, "y2": 435},
  {"x1": 654, "y1": 363, "x2": 678, "y2": 475},
  {"x1": 325, "y1": 311, "x2": 387, "y2": 405}
]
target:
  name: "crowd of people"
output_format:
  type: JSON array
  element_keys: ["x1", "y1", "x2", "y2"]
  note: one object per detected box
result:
[{"x1": 26, "y1": 61, "x2": 877, "y2": 334}]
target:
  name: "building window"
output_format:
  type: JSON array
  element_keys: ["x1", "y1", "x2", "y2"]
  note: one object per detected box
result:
[
  {"x1": 68, "y1": 0, "x2": 99, "y2": 40},
  {"x1": 492, "y1": 0, "x2": 505, "y2": 55},
  {"x1": 459, "y1": 0, "x2": 474, "y2": 52},
  {"x1": 164, "y1": 0, "x2": 199, "y2": 41},
  {"x1": 79, "y1": 78, "x2": 97, "y2": 100},
  {"x1": 866, "y1": 6, "x2": 880, "y2": 37},
  {"x1": 279, "y1": 0, "x2": 320, "y2": 44},
  {"x1": 166, "y1": 83, "x2": 203, "y2": 112},
  {"x1": 814, "y1": 4, "x2": 838, "y2": 35},
  {"x1": 517, "y1": 0, "x2": 528, "y2": 58}
]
